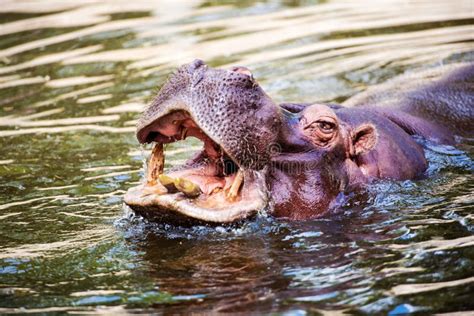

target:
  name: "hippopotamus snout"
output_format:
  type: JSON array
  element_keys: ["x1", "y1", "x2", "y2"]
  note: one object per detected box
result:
[
  {"x1": 136, "y1": 59, "x2": 282, "y2": 170},
  {"x1": 125, "y1": 60, "x2": 285, "y2": 224}
]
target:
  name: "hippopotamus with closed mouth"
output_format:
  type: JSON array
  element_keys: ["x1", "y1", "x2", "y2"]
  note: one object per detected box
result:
[{"x1": 124, "y1": 60, "x2": 473, "y2": 224}]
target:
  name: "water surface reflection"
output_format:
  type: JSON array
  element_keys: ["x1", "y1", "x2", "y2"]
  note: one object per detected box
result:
[{"x1": 0, "y1": 0, "x2": 473, "y2": 314}]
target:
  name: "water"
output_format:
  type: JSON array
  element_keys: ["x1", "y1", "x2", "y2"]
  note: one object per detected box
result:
[{"x1": 0, "y1": 0, "x2": 473, "y2": 313}]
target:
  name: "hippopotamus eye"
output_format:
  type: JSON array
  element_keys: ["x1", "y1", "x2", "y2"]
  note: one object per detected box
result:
[{"x1": 317, "y1": 120, "x2": 336, "y2": 133}]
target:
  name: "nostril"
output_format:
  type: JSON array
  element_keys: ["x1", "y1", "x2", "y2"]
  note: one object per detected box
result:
[
  {"x1": 190, "y1": 59, "x2": 205, "y2": 71},
  {"x1": 231, "y1": 66, "x2": 253, "y2": 78}
]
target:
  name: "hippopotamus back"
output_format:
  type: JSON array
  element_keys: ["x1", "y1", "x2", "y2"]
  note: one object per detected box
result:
[{"x1": 343, "y1": 63, "x2": 474, "y2": 138}]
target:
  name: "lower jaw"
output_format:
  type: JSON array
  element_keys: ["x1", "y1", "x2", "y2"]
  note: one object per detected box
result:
[
  {"x1": 124, "y1": 135, "x2": 269, "y2": 224},
  {"x1": 123, "y1": 173, "x2": 268, "y2": 225}
]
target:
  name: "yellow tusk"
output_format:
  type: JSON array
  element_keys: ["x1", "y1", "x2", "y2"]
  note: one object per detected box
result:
[
  {"x1": 147, "y1": 142, "x2": 164, "y2": 186},
  {"x1": 226, "y1": 169, "x2": 244, "y2": 201},
  {"x1": 174, "y1": 177, "x2": 201, "y2": 198},
  {"x1": 180, "y1": 127, "x2": 188, "y2": 140},
  {"x1": 158, "y1": 174, "x2": 178, "y2": 192}
]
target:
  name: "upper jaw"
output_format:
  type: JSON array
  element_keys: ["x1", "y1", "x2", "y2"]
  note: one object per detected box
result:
[{"x1": 136, "y1": 100, "x2": 189, "y2": 144}]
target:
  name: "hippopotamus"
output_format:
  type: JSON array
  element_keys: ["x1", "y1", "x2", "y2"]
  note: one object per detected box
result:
[{"x1": 124, "y1": 60, "x2": 473, "y2": 224}]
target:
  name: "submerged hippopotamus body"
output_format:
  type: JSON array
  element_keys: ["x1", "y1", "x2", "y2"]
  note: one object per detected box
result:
[{"x1": 124, "y1": 60, "x2": 473, "y2": 224}]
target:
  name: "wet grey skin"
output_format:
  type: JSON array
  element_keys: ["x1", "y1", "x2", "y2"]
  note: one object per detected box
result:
[{"x1": 124, "y1": 60, "x2": 474, "y2": 225}]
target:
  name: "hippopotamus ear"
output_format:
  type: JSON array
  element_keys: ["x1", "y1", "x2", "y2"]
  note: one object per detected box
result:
[{"x1": 352, "y1": 124, "x2": 378, "y2": 156}]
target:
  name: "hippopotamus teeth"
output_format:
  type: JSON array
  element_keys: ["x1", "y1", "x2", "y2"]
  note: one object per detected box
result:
[
  {"x1": 226, "y1": 168, "x2": 244, "y2": 201},
  {"x1": 174, "y1": 177, "x2": 202, "y2": 198},
  {"x1": 146, "y1": 142, "x2": 164, "y2": 186},
  {"x1": 159, "y1": 173, "x2": 203, "y2": 199},
  {"x1": 158, "y1": 174, "x2": 178, "y2": 193}
]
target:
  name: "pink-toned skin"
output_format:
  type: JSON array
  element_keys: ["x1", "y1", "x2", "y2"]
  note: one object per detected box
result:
[{"x1": 126, "y1": 60, "x2": 473, "y2": 222}]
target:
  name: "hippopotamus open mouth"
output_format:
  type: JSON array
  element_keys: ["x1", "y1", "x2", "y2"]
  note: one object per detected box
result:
[
  {"x1": 125, "y1": 60, "x2": 472, "y2": 225},
  {"x1": 124, "y1": 60, "x2": 281, "y2": 224}
]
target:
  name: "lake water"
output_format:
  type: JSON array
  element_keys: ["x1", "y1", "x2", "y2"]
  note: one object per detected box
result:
[{"x1": 0, "y1": 0, "x2": 473, "y2": 314}]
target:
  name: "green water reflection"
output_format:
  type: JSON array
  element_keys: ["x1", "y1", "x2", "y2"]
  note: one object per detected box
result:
[{"x1": 0, "y1": 0, "x2": 473, "y2": 314}]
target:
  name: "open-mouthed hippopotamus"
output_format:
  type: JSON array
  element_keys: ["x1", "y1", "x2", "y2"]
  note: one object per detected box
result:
[{"x1": 124, "y1": 60, "x2": 473, "y2": 225}]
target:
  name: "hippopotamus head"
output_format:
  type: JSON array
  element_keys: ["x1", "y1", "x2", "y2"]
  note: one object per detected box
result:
[{"x1": 124, "y1": 60, "x2": 385, "y2": 224}]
